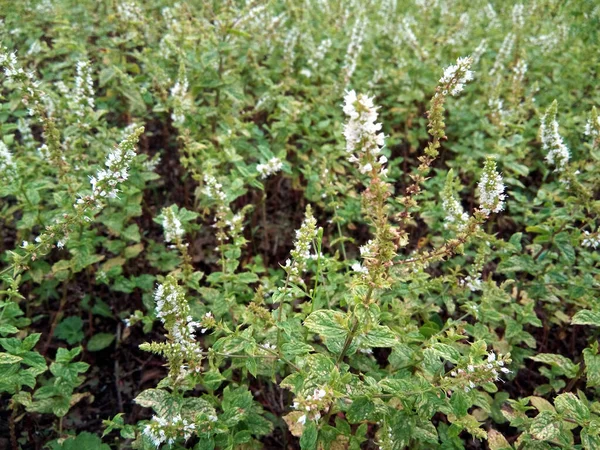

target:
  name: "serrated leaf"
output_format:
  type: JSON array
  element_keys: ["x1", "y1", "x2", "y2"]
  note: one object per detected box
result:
[
  {"x1": 530, "y1": 353, "x2": 579, "y2": 378},
  {"x1": 346, "y1": 397, "x2": 375, "y2": 423},
  {"x1": 572, "y1": 310, "x2": 600, "y2": 326},
  {"x1": 530, "y1": 411, "x2": 559, "y2": 441},
  {"x1": 583, "y1": 348, "x2": 600, "y2": 388},
  {"x1": 554, "y1": 393, "x2": 589, "y2": 424}
]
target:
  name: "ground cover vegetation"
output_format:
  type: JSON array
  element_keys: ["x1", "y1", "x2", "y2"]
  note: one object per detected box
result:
[{"x1": 1, "y1": 0, "x2": 600, "y2": 449}]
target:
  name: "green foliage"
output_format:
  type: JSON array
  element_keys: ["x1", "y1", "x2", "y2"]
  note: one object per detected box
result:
[{"x1": 1, "y1": 0, "x2": 600, "y2": 448}]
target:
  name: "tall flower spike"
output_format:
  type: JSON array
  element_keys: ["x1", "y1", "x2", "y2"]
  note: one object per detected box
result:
[
  {"x1": 540, "y1": 100, "x2": 570, "y2": 172},
  {"x1": 584, "y1": 106, "x2": 600, "y2": 147},
  {"x1": 441, "y1": 169, "x2": 468, "y2": 231},
  {"x1": 342, "y1": 90, "x2": 387, "y2": 176},
  {"x1": 0, "y1": 141, "x2": 16, "y2": 180},
  {"x1": 478, "y1": 157, "x2": 506, "y2": 215},
  {"x1": 162, "y1": 205, "x2": 184, "y2": 243},
  {"x1": 87, "y1": 127, "x2": 143, "y2": 205}
]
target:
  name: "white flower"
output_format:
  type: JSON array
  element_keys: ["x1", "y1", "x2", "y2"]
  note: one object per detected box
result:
[
  {"x1": 342, "y1": 90, "x2": 387, "y2": 175},
  {"x1": 343, "y1": 18, "x2": 366, "y2": 82},
  {"x1": 351, "y1": 262, "x2": 369, "y2": 275},
  {"x1": 71, "y1": 60, "x2": 95, "y2": 116},
  {"x1": 162, "y1": 206, "x2": 184, "y2": 243},
  {"x1": 86, "y1": 127, "x2": 142, "y2": 206},
  {"x1": 541, "y1": 101, "x2": 570, "y2": 172},
  {"x1": 478, "y1": 158, "x2": 506, "y2": 215},
  {"x1": 257, "y1": 157, "x2": 283, "y2": 179},
  {"x1": 442, "y1": 194, "x2": 469, "y2": 231},
  {"x1": 0, "y1": 141, "x2": 15, "y2": 178},
  {"x1": 582, "y1": 231, "x2": 600, "y2": 249},
  {"x1": 512, "y1": 3, "x2": 525, "y2": 28},
  {"x1": 439, "y1": 56, "x2": 474, "y2": 96}
]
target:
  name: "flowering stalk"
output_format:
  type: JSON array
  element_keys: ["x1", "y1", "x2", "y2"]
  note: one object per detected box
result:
[
  {"x1": 398, "y1": 56, "x2": 473, "y2": 229},
  {"x1": 584, "y1": 106, "x2": 600, "y2": 148},
  {"x1": 171, "y1": 63, "x2": 190, "y2": 125},
  {"x1": 443, "y1": 351, "x2": 512, "y2": 393},
  {"x1": 0, "y1": 48, "x2": 66, "y2": 179},
  {"x1": 140, "y1": 277, "x2": 205, "y2": 382},
  {"x1": 0, "y1": 127, "x2": 144, "y2": 278},
  {"x1": 540, "y1": 100, "x2": 570, "y2": 173},
  {"x1": 343, "y1": 18, "x2": 366, "y2": 85},
  {"x1": 276, "y1": 205, "x2": 318, "y2": 354},
  {"x1": 162, "y1": 205, "x2": 193, "y2": 279},
  {"x1": 441, "y1": 169, "x2": 469, "y2": 232},
  {"x1": 478, "y1": 157, "x2": 506, "y2": 216},
  {"x1": 71, "y1": 60, "x2": 95, "y2": 118},
  {"x1": 343, "y1": 90, "x2": 396, "y2": 288}
]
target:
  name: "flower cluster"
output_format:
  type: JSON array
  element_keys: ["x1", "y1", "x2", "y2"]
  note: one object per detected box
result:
[
  {"x1": 540, "y1": 101, "x2": 570, "y2": 172},
  {"x1": 512, "y1": 59, "x2": 528, "y2": 84},
  {"x1": 285, "y1": 206, "x2": 318, "y2": 279},
  {"x1": 442, "y1": 195, "x2": 469, "y2": 231},
  {"x1": 512, "y1": 3, "x2": 525, "y2": 28},
  {"x1": 582, "y1": 231, "x2": 600, "y2": 249},
  {"x1": 0, "y1": 141, "x2": 15, "y2": 179},
  {"x1": 307, "y1": 39, "x2": 332, "y2": 71},
  {"x1": 116, "y1": 1, "x2": 144, "y2": 24},
  {"x1": 343, "y1": 17, "x2": 366, "y2": 83},
  {"x1": 448, "y1": 352, "x2": 512, "y2": 393},
  {"x1": 203, "y1": 174, "x2": 227, "y2": 203},
  {"x1": 293, "y1": 387, "x2": 331, "y2": 425},
  {"x1": 439, "y1": 56, "x2": 474, "y2": 96},
  {"x1": 86, "y1": 127, "x2": 143, "y2": 206},
  {"x1": 151, "y1": 277, "x2": 203, "y2": 376},
  {"x1": 342, "y1": 90, "x2": 387, "y2": 176},
  {"x1": 72, "y1": 60, "x2": 95, "y2": 117},
  {"x1": 490, "y1": 33, "x2": 515, "y2": 77},
  {"x1": 143, "y1": 413, "x2": 196, "y2": 447},
  {"x1": 460, "y1": 274, "x2": 483, "y2": 292},
  {"x1": 441, "y1": 171, "x2": 469, "y2": 231},
  {"x1": 256, "y1": 157, "x2": 283, "y2": 179},
  {"x1": 478, "y1": 157, "x2": 506, "y2": 215},
  {"x1": 162, "y1": 206, "x2": 184, "y2": 243},
  {"x1": 584, "y1": 106, "x2": 600, "y2": 143},
  {"x1": 170, "y1": 67, "x2": 189, "y2": 124},
  {"x1": 0, "y1": 48, "x2": 48, "y2": 117}
]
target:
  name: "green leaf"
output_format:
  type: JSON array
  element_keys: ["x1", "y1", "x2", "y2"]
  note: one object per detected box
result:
[
  {"x1": 0, "y1": 353, "x2": 22, "y2": 364},
  {"x1": 530, "y1": 353, "x2": 579, "y2": 378},
  {"x1": 300, "y1": 420, "x2": 318, "y2": 450},
  {"x1": 554, "y1": 393, "x2": 589, "y2": 424},
  {"x1": 450, "y1": 390, "x2": 469, "y2": 417},
  {"x1": 530, "y1": 411, "x2": 559, "y2": 441},
  {"x1": 346, "y1": 397, "x2": 375, "y2": 423},
  {"x1": 431, "y1": 343, "x2": 461, "y2": 364},
  {"x1": 304, "y1": 310, "x2": 349, "y2": 354},
  {"x1": 87, "y1": 333, "x2": 115, "y2": 352},
  {"x1": 572, "y1": 310, "x2": 600, "y2": 326},
  {"x1": 554, "y1": 232, "x2": 575, "y2": 264},
  {"x1": 134, "y1": 389, "x2": 172, "y2": 416},
  {"x1": 583, "y1": 347, "x2": 600, "y2": 388},
  {"x1": 582, "y1": 426, "x2": 600, "y2": 450},
  {"x1": 49, "y1": 431, "x2": 110, "y2": 450},
  {"x1": 55, "y1": 317, "x2": 84, "y2": 345},
  {"x1": 236, "y1": 272, "x2": 259, "y2": 284},
  {"x1": 361, "y1": 325, "x2": 397, "y2": 348}
]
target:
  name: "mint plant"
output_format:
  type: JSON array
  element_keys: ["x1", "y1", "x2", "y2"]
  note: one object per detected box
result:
[{"x1": 1, "y1": 1, "x2": 600, "y2": 449}]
